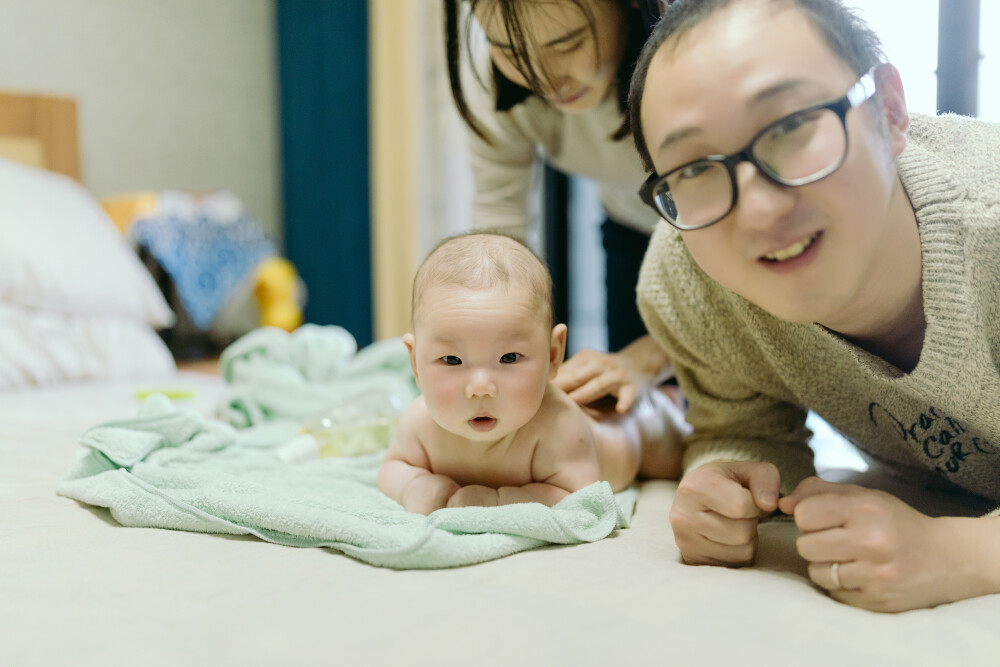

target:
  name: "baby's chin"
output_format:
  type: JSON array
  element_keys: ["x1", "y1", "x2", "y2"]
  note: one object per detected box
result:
[{"x1": 441, "y1": 418, "x2": 525, "y2": 442}]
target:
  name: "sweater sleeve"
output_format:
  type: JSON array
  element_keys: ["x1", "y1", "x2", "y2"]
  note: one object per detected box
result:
[
  {"x1": 465, "y1": 118, "x2": 538, "y2": 238},
  {"x1": 637, "y1": 227, "x2": 817, "y2": 494},
  {"x1": 459, "y1": 35, "x2": 539, "y2": 239}
]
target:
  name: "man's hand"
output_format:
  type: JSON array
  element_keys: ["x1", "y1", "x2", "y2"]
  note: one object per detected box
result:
[
  {"x1": 670, "y1": 461, "x2": 780, "y2": 566},
  {"x1": 780, "y1": 477, "x2": 997, "y2": 612},
  {"x1": 553, "y1": 335, "x2": 672, "y2": 413}
]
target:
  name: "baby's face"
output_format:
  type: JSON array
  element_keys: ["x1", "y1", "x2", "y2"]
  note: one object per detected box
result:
[{"x1": 409, "y1": 283, "x2": 558, "y2": 442}]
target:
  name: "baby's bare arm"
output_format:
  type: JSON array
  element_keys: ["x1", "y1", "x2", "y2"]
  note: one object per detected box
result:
[
  {"x1": 377, "y1": 400, "x2": 460, "y2": 515},
  {"x1": 445, "y1": 408, "x2": 601, "y2": 509},
  {"x1": 446, "y1": 482, "x2": 572, "y2": 508},
  {"x1": 378, "y1": 459, "x2": 460, "y2": 515},
  {"x1": 531, "y1": 404, "x2": 603, "y2": 494}
]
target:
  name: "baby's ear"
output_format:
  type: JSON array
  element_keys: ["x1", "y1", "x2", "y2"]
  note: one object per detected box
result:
[
  {"x1": 403, "y1": 333, "x2": 421, "y2": 388},
  {"x1": 548, "y1": 323, "x2": 568, "y2": 378}
]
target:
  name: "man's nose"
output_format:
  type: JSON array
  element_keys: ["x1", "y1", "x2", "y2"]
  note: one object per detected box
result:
[
  {"x1": 731, "y1": 162, "x2": 796, "y2": 231},
  {"x1": 465, "y1": 369, "x2": 497, "y2": 399}
]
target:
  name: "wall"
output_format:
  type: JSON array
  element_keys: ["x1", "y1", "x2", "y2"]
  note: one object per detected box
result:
[
  {"x1": 369, "y1": 0, "x2": 475, "y2": 340},
  {"x1": 0, "y1": 0, "x2": 281, "y2": 237}
]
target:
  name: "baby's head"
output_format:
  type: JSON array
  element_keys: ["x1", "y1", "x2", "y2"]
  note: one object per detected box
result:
[
  {"x1": 411, "y1": 233, "x2": 554, "y2": 330},
  {"x1": 405, "y1": 233, "x2": 567, "y2": 441}
]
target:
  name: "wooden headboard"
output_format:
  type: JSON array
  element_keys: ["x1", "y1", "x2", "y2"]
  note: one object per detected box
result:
[{"x1": 0, "y1": 91, "x2": 80, "y2": 181}]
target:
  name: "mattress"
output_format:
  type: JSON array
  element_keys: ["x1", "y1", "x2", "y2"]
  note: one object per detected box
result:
[{"x1": 3, "y1": 373, "x2": 999, "y2": 665}]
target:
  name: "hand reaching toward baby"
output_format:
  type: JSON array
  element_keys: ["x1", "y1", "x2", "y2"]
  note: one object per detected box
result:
[{"x1": 553, "y1": 335, "x2": 673, "y2": 413}]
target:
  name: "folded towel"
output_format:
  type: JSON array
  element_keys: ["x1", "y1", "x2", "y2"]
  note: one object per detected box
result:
[
  {"x1": 215, "y1": 325, "x2": 419, "y2": 428},
  {"x1": 58, "y1": 395, "x2": 636, "y2": 569}
]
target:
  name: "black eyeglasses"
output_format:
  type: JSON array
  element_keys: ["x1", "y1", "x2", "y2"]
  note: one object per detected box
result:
[{"x1": 639, "y1": 67, "x2": 878, "y2": 231}]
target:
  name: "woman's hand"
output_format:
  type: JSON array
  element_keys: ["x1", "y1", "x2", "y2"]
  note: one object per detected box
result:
[
  {"x1": 780, "y1": 477, "x2": 1000, "y2": 612},
  {"x1": 553, "y1": 334, "x2": 672, "y2": 413}
]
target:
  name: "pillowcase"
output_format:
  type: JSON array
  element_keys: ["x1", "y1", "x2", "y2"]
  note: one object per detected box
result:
[
  {"x1": 0, "y1": 303, "x2": 175, "y2": 389},
  {"x1": 0, "y1": 157, "x2": 174, "y2": 327}
]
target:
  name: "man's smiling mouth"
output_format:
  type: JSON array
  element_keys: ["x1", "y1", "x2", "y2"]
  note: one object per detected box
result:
[{"x1": 761, "y1": 233, "x2": 819, "y2": 262}]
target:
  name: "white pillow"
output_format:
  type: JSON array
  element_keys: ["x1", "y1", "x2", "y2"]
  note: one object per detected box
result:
[
  {"x1": 0, "y1": 157, "x2": 174, "y2": 327},
  {"x1": 0, "y1": 303, "x2": 175, "y2": 389}
]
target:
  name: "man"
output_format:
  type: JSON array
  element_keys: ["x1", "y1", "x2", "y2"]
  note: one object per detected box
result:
[{"x1": 627, "y1": 0, "x2": 1000, "y2": 612}]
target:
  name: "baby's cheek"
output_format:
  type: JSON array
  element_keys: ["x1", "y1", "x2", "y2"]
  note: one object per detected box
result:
[
  {"x1": 419, "y1": 373, "x2": 458, "y2": 411},
  {"x1": 508, "y1": 375, "x2": 547, "y2": 411}
]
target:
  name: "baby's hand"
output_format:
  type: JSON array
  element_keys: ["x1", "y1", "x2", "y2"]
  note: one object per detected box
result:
[
  {"x1": 446, "y1": 485, "x2": 499, "y2": 509},
  {"x1": 401, "y1": 473, "x2": 461, "y2": 515}
]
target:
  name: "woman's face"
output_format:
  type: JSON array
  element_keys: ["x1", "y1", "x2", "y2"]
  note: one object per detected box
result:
[{"x1": 474, "y1": 0, "x2": 626, "y2": 112}]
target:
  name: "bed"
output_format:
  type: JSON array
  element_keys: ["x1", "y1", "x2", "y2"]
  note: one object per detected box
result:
[{"x1": 3, "y1": 92, "x2": 1000, "y2": 666}]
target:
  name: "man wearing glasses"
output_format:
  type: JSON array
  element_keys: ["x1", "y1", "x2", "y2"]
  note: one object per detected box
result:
[{"x1": 628, "y1": 0, "x2": 1000, "y2": 612}]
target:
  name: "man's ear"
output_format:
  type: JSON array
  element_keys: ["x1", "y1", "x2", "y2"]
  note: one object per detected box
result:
[
  {"x1": 875, "y1": 63, "x2": 909, "y2": 158},
  {"x1": 548, "y1": 323, "x2": 568, "y2": 379},
  {"x1": 403, "y1": 333, "x2": 421, "y2": 389}
]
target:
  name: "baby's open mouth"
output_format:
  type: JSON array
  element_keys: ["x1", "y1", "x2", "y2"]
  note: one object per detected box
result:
[{"x1": 469, "y1": 416, "x2": 497, "y2": 432}]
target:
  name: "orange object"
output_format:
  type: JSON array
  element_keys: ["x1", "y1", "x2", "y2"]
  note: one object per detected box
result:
[{"x1": 100, "y1": 192, "x2": 159, "y2": 235}]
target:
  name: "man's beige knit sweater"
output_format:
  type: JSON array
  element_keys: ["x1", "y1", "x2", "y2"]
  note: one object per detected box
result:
[{"x1": 637, "y1": 113, "x2": 1000, "y2": 505}]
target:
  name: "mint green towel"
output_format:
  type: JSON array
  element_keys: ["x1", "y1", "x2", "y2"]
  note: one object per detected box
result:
[
  {"x1": 57, "y1": 395, "x2": 637, "y2": 569},
  {"x1": 215, "y1": 324, "x2": 420, "y2": 428}
]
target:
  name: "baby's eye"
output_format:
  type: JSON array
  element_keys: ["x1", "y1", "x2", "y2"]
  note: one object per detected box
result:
[
  {"x1": 499, "y1": 352, "x2": 521, "y2": 364},
  {"x1": 442, "y1": 356, "x2": 462, "y2": 366}
]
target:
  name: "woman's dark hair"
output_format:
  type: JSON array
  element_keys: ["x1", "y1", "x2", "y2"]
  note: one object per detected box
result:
[
  {"x1": 628, "y1": 0, "x2": 886, "y2": 172},
  {"x1": 445, "y1": 0, "x2": 659, "y2": 145}
]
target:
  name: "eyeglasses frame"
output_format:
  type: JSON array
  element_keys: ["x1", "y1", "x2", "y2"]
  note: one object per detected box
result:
[{"x1": 639, "y1": 67, "x2": 879, "y2": 231}]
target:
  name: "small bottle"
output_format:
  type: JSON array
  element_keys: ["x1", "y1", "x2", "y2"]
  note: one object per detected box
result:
[
  {"x1": 299, "y1": 390, "x2": 404, "y2": 457},
  {"x1": 274, "y1": 433, "x2": 321, "y2": 464}
]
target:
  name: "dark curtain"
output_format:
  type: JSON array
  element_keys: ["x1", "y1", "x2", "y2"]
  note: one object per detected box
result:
[{"x1": 277, "y1": 0, "x2": 372, "y2": 345}]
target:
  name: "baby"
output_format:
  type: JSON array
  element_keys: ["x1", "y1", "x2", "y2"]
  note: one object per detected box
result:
[{"x1": 377, "y1": 233, "x2": 689, "y2": 515}]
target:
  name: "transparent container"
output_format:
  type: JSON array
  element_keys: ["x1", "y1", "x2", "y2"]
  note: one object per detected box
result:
[{"x1": 299, "y1": 390, "x2": 404, "y2": 458}]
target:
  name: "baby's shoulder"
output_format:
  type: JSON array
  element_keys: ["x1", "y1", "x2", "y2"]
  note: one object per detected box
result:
[
  {"x1": 394, "y1": 397, "x2": 447, "y2": 451},
  {"x1": 397, "y1": 395, "x2": 430, "y2": 433},
  {"x1": 531, "y1": 385, "x2": 595, "y2": 444}
]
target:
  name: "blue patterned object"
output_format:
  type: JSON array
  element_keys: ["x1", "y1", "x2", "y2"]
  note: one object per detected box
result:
[{"x1": 130, "y1": 191, "x2": 275, "y2": 330}]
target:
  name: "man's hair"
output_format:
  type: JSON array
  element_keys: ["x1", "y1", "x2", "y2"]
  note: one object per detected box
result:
[
  {"x1": 412, "y1": 232, "x2": 555, "y2": 327},
  {"x1": 628, "y1": 0, "x2": 887, "y2": 172}
]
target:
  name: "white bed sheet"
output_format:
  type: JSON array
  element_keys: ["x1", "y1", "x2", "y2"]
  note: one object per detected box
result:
[{"x1": 3, "y1": 375, "x2": 1000, "y2": 666}]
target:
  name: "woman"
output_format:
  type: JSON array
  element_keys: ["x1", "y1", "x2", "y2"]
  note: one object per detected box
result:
[{"x1": 443, "y1": 0, "x2": 672, "y2": 413}]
